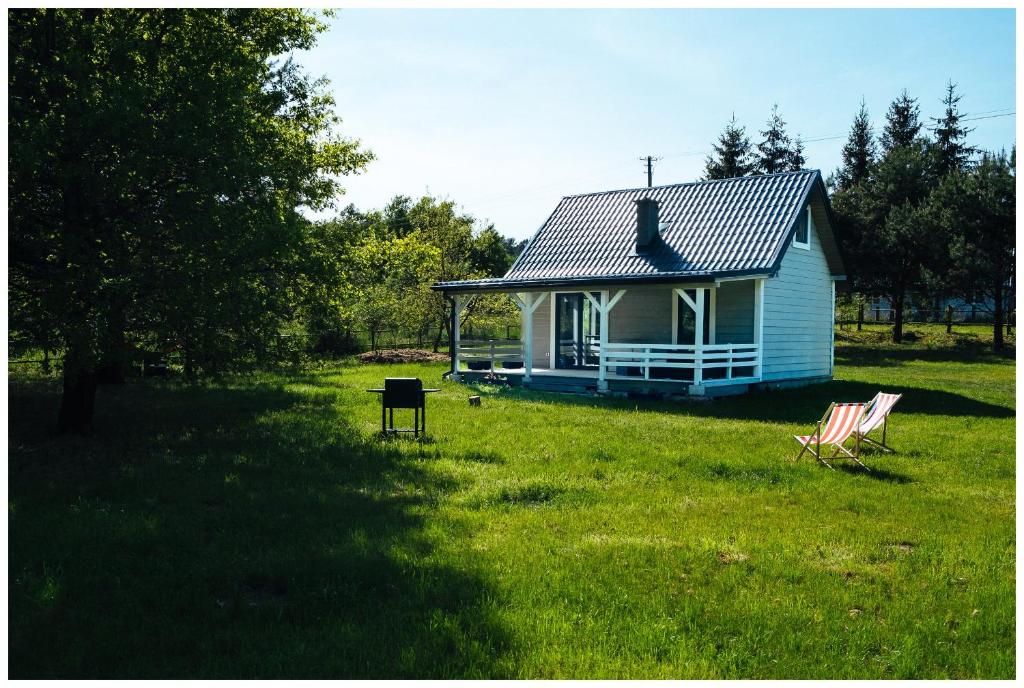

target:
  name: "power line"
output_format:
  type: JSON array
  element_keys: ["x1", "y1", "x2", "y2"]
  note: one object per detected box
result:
[{"x1": 464, "y1": 108, "x2": 1015, "y2": 209}]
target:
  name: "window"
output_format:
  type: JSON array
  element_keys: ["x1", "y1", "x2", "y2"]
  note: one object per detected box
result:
[{"x1": 793, "y1": 205, "x2": 811, "y2": 249}]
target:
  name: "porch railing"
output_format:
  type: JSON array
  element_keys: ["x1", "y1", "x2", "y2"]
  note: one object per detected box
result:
[
  {"x1": 600, "y1": 342, "x2": 760, "y2": 385},
  {"x1": 457, "y1": 339, "x2": 525, "y2": 371}
]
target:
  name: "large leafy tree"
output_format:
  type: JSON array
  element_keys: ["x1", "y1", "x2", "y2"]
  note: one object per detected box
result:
[
  {"x1": 9, "y1": 9, "x2": 371, "y2": 432},
  {"x1": 347, "y1": 233, "x2": 439, "y2": 352},
  {"x1": 703, "y1": 114, "x2": 754, "y2": 180},
  {"x1": 929, "y1": 150, "x2": 1015, "y2": 351}
]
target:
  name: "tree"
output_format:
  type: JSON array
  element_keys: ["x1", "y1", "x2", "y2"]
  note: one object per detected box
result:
[
  {"x1": 788, "y1": 135, "x2": 806, "y2": 171},
  {"x1": 930, "y1": 150, "x2": 1015, "y2": 351},
  {"x1": 704, "y1": 114, "x2": 755, "y2": 180},
  {"x1": 755, "y1": 104, "x2": 795, "y2": 175},
  {"x1": 839, "y1": 142, "x2": 936, "y2": 343},
  {"x1": 8, "y1": 9, "x2": 371, "y2": 432},
  {"x1": 834, "y1": 99, "x2": 877, "y2": 192},
  {"x1": 880, "y1": 90, "x2": 922, "y2": 153},
  {"x1": 347, "y1": 233, "x2": 439, "y2": 351},
  {"x1": 502, "y1": 236, "x2": 529, "y2": 260},
  {"x1": 931, "y1": 81, "x2": 976, "y2": 177},
  {"x1": 471, "y1": 225, "x2": 516, "y2": 277}
]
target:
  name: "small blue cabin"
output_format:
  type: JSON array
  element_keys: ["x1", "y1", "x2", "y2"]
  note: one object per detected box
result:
[{"x1": 433, "y1": 169, "x2": 847, "y2": 397}]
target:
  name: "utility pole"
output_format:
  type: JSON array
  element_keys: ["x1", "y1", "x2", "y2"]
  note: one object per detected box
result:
[{"x1": 638, "y1": 155, "x2": 662, "y2": 188}]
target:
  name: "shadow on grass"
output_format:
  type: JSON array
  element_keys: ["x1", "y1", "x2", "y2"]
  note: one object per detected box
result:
[
  {"x1": 491, "y1": 376, "x2": 1013, "y2": 424},
  {"x1": 834, "y1": 464, "x2": 915, "y2": 484},
  {"x1": 836, "y1": 344, "x2": 1015, "y2": 368},
  {"x1": 8, "y1": 378, "x2": 509, "y2": 679}
]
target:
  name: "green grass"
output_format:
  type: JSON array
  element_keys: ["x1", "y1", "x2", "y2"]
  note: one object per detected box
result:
[{"x1": 9, "y1": 340, "x2": 1015, "y2": 678}]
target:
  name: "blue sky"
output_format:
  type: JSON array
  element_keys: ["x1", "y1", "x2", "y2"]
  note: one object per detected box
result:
[{"x1": 299, "y1": 8, "x2": 1015, "y2": 240}]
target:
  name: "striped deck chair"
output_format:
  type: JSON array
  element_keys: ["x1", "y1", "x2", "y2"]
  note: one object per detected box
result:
[
  {"x1": 856, "y1": 392, "x2": 903, "y2": 452},
  {"x1": 793, "y1": 402, "x2": 867, "y2": 470}
]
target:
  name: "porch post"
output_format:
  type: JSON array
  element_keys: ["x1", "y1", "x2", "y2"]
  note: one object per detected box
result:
[
  {"x1": 452, "y1": 294, "x2": 474, "y2": 377},
  {"x1": 694, "y1": 287, "x2": 705, "y2": 387},
  {"x1": 452, "y1": 295, "x2": 463, "y2": 377},
  {"x1": 513, "y1": 292, "x2": 548, "y2": 384},
  {"x1": 754, "y1": 279, "x2": 765, "y2": 379},
  {"x1": 587, "y1": 289, "x2": 626, "y2": 392},
  {"x1": 598, "y1": 291, "x2": 609, "y2": 388},
  {"x1": 521, "y1": 295, "x2": 533, "y2": 383}
]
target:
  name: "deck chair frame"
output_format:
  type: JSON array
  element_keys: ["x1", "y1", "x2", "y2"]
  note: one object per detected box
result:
[
  {"x1": 857, "y1": 392, "x2": 903, "y2": 453},
  {"x1": 794, "y1": 402, "x2": 868, "y2": 471}
]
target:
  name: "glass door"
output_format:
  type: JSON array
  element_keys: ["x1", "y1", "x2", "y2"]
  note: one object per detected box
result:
[{"x1": 556, "y1": 293, "x2": 601, "y2": 369}]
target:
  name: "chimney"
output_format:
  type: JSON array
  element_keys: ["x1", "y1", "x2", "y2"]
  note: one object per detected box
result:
[{"x1": 635, "y1": 198, "x2": 660, "y2": 252}]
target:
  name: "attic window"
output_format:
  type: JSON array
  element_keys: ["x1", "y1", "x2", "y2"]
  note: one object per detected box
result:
[{"x1": 793, "y1": 205, "x2": 811, "y2": 249}]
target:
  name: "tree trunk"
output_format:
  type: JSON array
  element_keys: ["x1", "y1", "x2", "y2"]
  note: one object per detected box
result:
[
  {"x1": 945, "y1": 304, "x2": 954, "y2": 334},
  {"x1": 891, "y1": 294, "x2": 904, "y2": 344},
  {"x1": 183, "y1": 333, "x2": 196, "y2": 381},
  {"x1": 433, "y1": 316, "x2": 447, "y2": 353},
  {"x1": 993, "y1": 281, "x2": 1004, "y2": 352},
  {"x1": 57, "y1": 349, "x2": 98, "y2": 434},
  {"x1": 857, "y1": 301, "x2": 864, "y2": 332}
]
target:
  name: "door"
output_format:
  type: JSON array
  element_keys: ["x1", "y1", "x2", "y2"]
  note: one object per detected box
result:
[{"x1": 555, "y1": 293, "x2": 601, "y2": 369}]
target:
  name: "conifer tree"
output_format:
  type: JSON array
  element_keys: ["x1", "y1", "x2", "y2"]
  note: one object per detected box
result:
[
  {"x1": 788, "y1": 135, "x2": 806, "y2": 171},
  {"x1": 703, "y1": 114, "x2": 754, "y2": 180},
  {"x1": 931, "y1": 81, "x2": 975, "y2": 176},
  {"x1": 834, "y1": 99, "x2": 876, "y2": 191},
  {"x1": 880, "y1": 90, "x2": 922, "y2": 153},
  {"x1": 755, "y1": 104, "x2": 793, "y2": 174}
]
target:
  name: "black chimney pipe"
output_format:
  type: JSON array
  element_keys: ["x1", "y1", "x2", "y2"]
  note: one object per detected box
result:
[{"x1": 635, "y1": 198, "x2": 660, "y2": 252}]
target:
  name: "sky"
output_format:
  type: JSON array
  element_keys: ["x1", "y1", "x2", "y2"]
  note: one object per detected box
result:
[{"x1": 298, "y1": 8, "x2": 1016, "y2": 240}]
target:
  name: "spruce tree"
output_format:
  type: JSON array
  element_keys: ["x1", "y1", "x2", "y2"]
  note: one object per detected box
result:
[
  {"x1": 756, "y1": 104, "x2": 793, "y2": 175},
  {"x1": 834, "y1": 99, "x2": 876, "y2": 191},
  {"x1": 788, "y1": 135, "x2": 806, "y2": 171},
  {"x1": 703, "y1": 114, "x2": 754, "y2": 180},
  {"x1": 931, "y1": 81, "x2": 975, "y2": 176},
  {"x1": 880, "y1": 90, "x2": 922, "y2": 153}
]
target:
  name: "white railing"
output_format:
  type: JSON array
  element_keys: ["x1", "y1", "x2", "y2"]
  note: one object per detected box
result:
[
  {"x1": 601, "y1": 342, "x2": 760, "y2": 385},
  {"x1": 458, "y1": 339, "x2": 524, "y2": 371}
]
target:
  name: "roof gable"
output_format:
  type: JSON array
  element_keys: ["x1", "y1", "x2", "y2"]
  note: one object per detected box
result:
[{"x1": 505, "y1": 169, "x2": 845, "y2": 283}]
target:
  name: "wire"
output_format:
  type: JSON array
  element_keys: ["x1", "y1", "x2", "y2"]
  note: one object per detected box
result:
[{"x1": 459, "y1": 109, "x2": 1017, "y2": 211}]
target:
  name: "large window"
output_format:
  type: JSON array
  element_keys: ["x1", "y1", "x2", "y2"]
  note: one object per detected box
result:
[{"x1": 793, "y1": 205, "x2": 811, "y2": 249}]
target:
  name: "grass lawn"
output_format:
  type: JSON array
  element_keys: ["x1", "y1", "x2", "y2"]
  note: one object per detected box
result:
[{"x1": 8, "y1": 334, "x2": 1015, "y2": 678}]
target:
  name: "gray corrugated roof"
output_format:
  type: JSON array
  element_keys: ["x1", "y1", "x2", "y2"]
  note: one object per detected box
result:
[{"x1": 435, "y1": 169, "x2": 845, "y2": 292}]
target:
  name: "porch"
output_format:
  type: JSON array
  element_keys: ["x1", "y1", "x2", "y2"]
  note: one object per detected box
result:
[{"x1": 449, "y1": 280, "x2": 765, "y2": 396}]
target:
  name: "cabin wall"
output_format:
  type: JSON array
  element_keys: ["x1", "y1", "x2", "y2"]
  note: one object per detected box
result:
[
  {"x1": 714, "y1": 280, "x2": 755, "y2": 343},
  {"x1": 761, "y1": 206, "x2": 835, "y2": 381},
  {"x1": 528, "y1": 295, "x2": 551, "y2": 368},
  {"x1": 608, "y1": 287, "x2": 673, "y2": 343}
]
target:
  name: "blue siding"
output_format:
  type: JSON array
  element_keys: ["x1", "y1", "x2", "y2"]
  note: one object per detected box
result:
[
  {"x1": 715, "y1": 280, "x2": 755, "y2": 343},
  {"x1": 761, "y1": 200, "x2": 834, "y2": 381}
]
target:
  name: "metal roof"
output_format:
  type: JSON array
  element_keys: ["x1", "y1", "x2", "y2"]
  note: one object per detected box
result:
[{"x1": 435, "y1": 169, "x2": 846, "y2": 293}]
